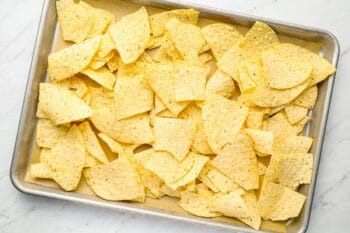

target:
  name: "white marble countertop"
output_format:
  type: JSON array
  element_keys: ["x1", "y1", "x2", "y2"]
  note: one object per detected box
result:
[{"x1": 0, "y1": 0, "x2": 349, "y2": 232}]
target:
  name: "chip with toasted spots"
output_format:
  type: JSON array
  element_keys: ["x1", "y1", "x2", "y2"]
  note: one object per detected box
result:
[
  {"x1": 206, "y1": 69, "x2": 236, "y2": 98},
  {"x1": 213, "y1": 190, "x2": 251, "y2": 218},
  {"x1": 78, "y1": 121, "x2": 108, "y2": 164},
  {"x1": 246, "y1": 111, "x2": 264, "y2": 130},
  {"x1": 245, "y1": 129, "x2": 273, "y2": 156},
  {"x1": 201, "y1": 23, "x2": 242, "y2": 60},
  {"x1": 207, "y1": 165, "x2": 239, "y2": 193},
  {"x1": 150, "y1": 9, "x2": 199, "y2": 37},
  {"x1": 212, "y1": 133, "x2": 259, "y2": 190},
  {"x1": 88, "y1": 86, "x2": 114, "y2": 109},
  {"x1": 154, "y1": 117, "x2": 196, "y2": 161},
  {"x1": 81, "y1": 67, "x2": 116, "y2": 90},
  {"x1": 36, "y1": 119, "x2": 69, "y2": 148},
  {"x1": 292, "y1": 86, "x2": 318, "y2": 109},
  {"x1": 266, "y1": 112, "x2": 297, "y2": 142},
  {"x1": 114, "y1": 75, "x2": 154, "y2": 120},
  {"x1": 202, "y1": 94, "x2": 249, "y2": 153},
  {"x1": 284, "y1": 104, "x2": 308, "y2": 124},
  {"x1": 179, "y1": 190, "x2": 220, "y2": 217},
  {"x1": 37, "y1": 83, "x2": 92, "y2": 125},
  {"x1": 109, "y1": 7, "x2": 150, "y2": 64},
  {"x1": 217, "y1": 43, "x2": 243, "y2": 81},
  {"x1": 84, "y1": 155, "x2": 145, "y2": 201},
  {"x1": 48, "y1": 36, "x2": 101, "y2": 81},
  {"x1": 275, "y1": 135, "x2": 313, "y2": 153},
  {"x1": 90, "y1": 105, "x2": 154, "y2": 144},
  {"x1": 258, "y1": 182, "x2": 306, "y2": 221}
]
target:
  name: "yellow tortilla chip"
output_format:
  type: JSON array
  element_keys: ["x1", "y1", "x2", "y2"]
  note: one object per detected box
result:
[
  {"x1": 88, "y1": 8, "x2": 115, "y2": 38},
  {"x1": 78, "y1": 121, "x2": 108, "y2": 164},
  {"x1": 212, "y1": 133, "x2": 259, "y2": 190},
  {"x1": 217, "y1": 43, "x2": 243, "y2": 81},
  {"x1": 284, "y1": 104, "x2": 308, "y2": 124},
  {"x1": 174, "y1": 62, "x2": 209, "y2": 101},
  {"x1": 179, "y1": 190, "x2": 220, "y2": 217},
  {"x1": 275, "y1": 152, "x2": 313, "y2": 189},
  {"x1": 48, "y1": 35, "x2": 101, "y2": 81},
  {"x1": 201, "y1": 23, "x2": 242, "y2": 60},
  {"x1": 262, "y1": 46, "x2": 312, "y2": 89},
  {"x1": 145, "y1": 63, "x2": 189, "y2": 115},
  {"x1": 238, "y1": 191, "x2": 261, "y2": 230},
  {"x1": 97, "y1": 133, "x2": 124, "y2": 154},
  {"x1": 150, "y1": 9, "x2": 199, "y2": 37},
  {"x1": 258, "y1": 182, "x2": 306, "y2": 221},
  {"x1": 37, "y1": 83, "x2": 92, "y2": 125},
  {"x1": 154, "y1": 95, "x2": 167, "y2": 114},
  {"x1": 206, "y1": 69, "x2": 236, "y2": 98},
  {"x1": 202, "y1": 94, "x2": 249, "y2": 153},
  {"x1": 275, "y1": 135, "x2": 313, "y2": 153},
  {"x1": 198, "y1": 52, "x2": 214, "y2": 64},
  {"x1": 198, "y1": 164, "x2": 220, "y2": 193},
  {"x1": 53, "y1": 76, "x2": 88, "y2": 98},
  {"x1": 246, "y1": 111, "x2": 264, "y2": 130},
  {"x1": 147, "y1": 35, "x2": 163, "y2": 49},
  {"x1": 206, "y1": 165, "x2": 239, "y2": 193},
  {"x1": 108, "y1": 7, "x2": 150, "y2": 64},
  {"x1": 95, "y1": 33, "x2": 116, "y2": 58},
  {"x1": 153, "y1": 117, "x2": 196, "y2": 161},
  {"x1": 84, "y1": 153, "x2": 101, "y2": 168},
  {"x1": 160, "y1": 183, "x2": 180, "y2": 198},
  {"x1": 165, "y1": 18, "x2": 206, "y2": 61},
  {"x1": 36, "y1": 119, "x2": 69, "y2": 148},
  {"x1": 293, "y1": 116, "x2": 311, "y2": 134},
  {"x1": 213, "y1": 190, "x2": 251, "y2": 218},
  {"x1": 114, "y1": 75, "x2": 153, "y2": 120},
  {"x1": 245, "y1": 129, "x2": 274, "y2": 156},
  {"x1": 266, "y1": 112, "x2": 296, "y2": 142},
  {"x1": 39, "y1": 125, "x2": 85, "y2": 191},
  {"x1": 106, "y1": 54, "x2": 119, "y2": 72},
  {"x1": 238, "y1": 65, "x2": 257, "y2": 94},
  {"x1": 31, "y1": 162, "x2": 53, "y2": 179},
  {"x1": 168, "y1": 153, "x2": 208, "y2": 189},
  {"x1": 142, "y1": 151, "x2": 194, "y2": 186},
  {"x1": 241, "y1": 21, "x2": 279, "y2": 59},
  {"x1": 191, "y1": 126, "x2": 215, "y2": 155},
  {"x1": 249, "y1": 78, "x2": 310, "y2": 107},
  {"x1": 292, "y1": 86, "x2": 318, "y2": 109},
  {"x1": 258, "y1": 161, "x2": 267, "y2": 176},
  {"x1": 88, "y1": 86, "x2": 114, "y2": 109},
  {"x1": 84, "y1": 156, "x2": 145, "y2": 201},
  {"x1": 89, "y1": 60, "x2": 106, "y2": 70},
  {"x1": 81, "y1": 67, "x2": 116, "y2": 90},
  {"x1": 90, "y1": 105, "x2": 154, "y2": 144},
  {"x1": 57, "y1": 2, "x2": 93, "y2": 43}
]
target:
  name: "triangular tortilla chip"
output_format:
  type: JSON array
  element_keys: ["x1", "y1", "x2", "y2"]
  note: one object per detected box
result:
[{"x1": 81, "y1": 67, "x2": 116, "y2": 90}]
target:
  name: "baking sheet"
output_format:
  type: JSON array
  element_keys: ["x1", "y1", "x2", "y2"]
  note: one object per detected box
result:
[{"x1": 11, "y1": 0, "x2": 340, "y2": 233}]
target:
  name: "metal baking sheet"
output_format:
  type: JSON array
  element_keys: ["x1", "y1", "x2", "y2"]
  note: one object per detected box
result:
[{"x1": 10, "y1": 0, "x2": 340, "y2": 232}]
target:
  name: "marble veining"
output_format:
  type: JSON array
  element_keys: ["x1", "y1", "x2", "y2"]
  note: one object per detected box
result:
[{"x1": 0, "y1": 0, "x2": 349, "y2": 232}]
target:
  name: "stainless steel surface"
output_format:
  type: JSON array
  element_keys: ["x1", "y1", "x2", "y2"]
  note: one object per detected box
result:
[{"x1": 10, "y1": 0, "x2": 340, "y2": 233}]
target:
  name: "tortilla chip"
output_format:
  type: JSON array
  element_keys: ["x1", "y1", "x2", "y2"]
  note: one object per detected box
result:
[
  {"x1": 238, "y1": 65, "x2": 257, "y2": 94},
  {"x1": 36, "y1": 119, "x2": 69, "y2": 148},
  {"x1": 266, "y1": 112, "x2": 297, "y2": 142},
  {"x1": 206, "y1": 69, "x2": 236, "y2": 98},
  {"x1": 258, "y1": 182, "x2": 306, "y2": 221},
  {"x1": 174, "y1": 62, "x2": 209, "y2": 101},
  {"x1": 165, "y1": 18, "x2": 206, "y2": 61},
  {"x1": 284, "y1": 104, "x2": 308, "y2": 124},
  {"x1": 199, "y1": 52, "x2": 214, "y2": 64},
  {"x1": 212, "y1": 133, "x2": 259, "y2": 190},
  {"x1": 179, "y1": 190, "x2": 220, "y2": 217},
  {"x1": 154, "y1": 117, "x2": 196, "y2": 161},
  {"x1": 90, "y1": 105, "x2": 154, "y2": 144},
  {"x1": 154, "y1": 95, "x2": 167, "y2": 113},
  {"x1": 202, "y1": 94, "x2": 248, "y2": 153},
  {"x1": 145, "y1": 63, "x2": 189, "y2": 115},
  {"x1": 292, "y1": 86, "x2": 318, "y2": 109},
  {"x1": 84, "y1": 155, "x2": 145, "y2": 201},
  {"x1": 114, "y1": 75, "x2": 153, "y2": 120},
  {"x1": 81, "y1": 67, "x2": 116, "y2": 90},
  {"x1": 160, "y1": 184, "x2": 180, "y2": 198},
  {"x1": 78, "y1": 121, "x2": 108, "y2": 164},
  {"x1": 245, "y1": 129, "x2": 273, "y2": 155},
  {"x1": 147, "y1": 35, "x2": 163, "y2": 49},
  {"x1": 246, "y1": 111, "x2": 264, "y2": 130},
  {"x1": 213, "y1": 190, "x2": 251, "y2": 218},
  {"x1": 48, "y1": 35, "x2": 101, "y2": 80},
  {"x1": 206, "y1": 165, "x2": 239, "y2": 193},
  {"x1": 97, "y1": 133, "x2": 124, "y2": 154},
  {"x1": 31, "y1": 162, "x2": 53, "y2": 179},
  {"x1": 293, "y1": 116, "x2": 311, "y2": 134},
  {"x1": 37, "y1": 83, "x2": 92, "y2": 125},
  {"x1": 108, "y1": 7, "x2": 150, "y2": 64},
  {"x1": 275, "y1": 135, "x2": 313, "y2": 153},
  {"x1": 275, "y1": 152, "x2": 313, "y2": 189},
  {"x1": 168, "y1": 153, "x2": 208, "y2": 189},
  {"x1": 150, "y1": 9, "x2": 199, "y2": 37},
  {"x1": 217, "y1": 43, "x2": 243, "y2": 81},
  {"x1": 40, "y1": 125, "x2": 85, "y2": 191},
  {"x1": 88, "y1": 8, "x2": 115, "y2": 38},
  {"x1": 142, "y1": 151, "x2": 194, "y2": 185},
  {"x1": 201, "y1": 23, "x2": 242, "y2": 60},
  {"x1": 262, "y1": 46, "x2": 312, "y2": 89},
  {"x1": 106, "y1": 54, "x2": 119, "y2": 72},
  {"x1": 258, "y1": 161, "x2": 267, "y2": 176},
  {"x1": 57, "y1": 2, "x2": 93, "y2": 43},
  {"x1": 241, "y1": 21, "x2": 279, "y2": 59},
  {"x1": 191, "y1": 126, "x2": 215, "y2": 155},
  {"x1": 88, "y1": 86, "x2": 114, "y2": 109}
]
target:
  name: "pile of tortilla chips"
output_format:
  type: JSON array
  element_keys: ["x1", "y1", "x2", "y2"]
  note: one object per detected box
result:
[{"x1": 31, "y1": 0, "x2": 336, "y2": 230}]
